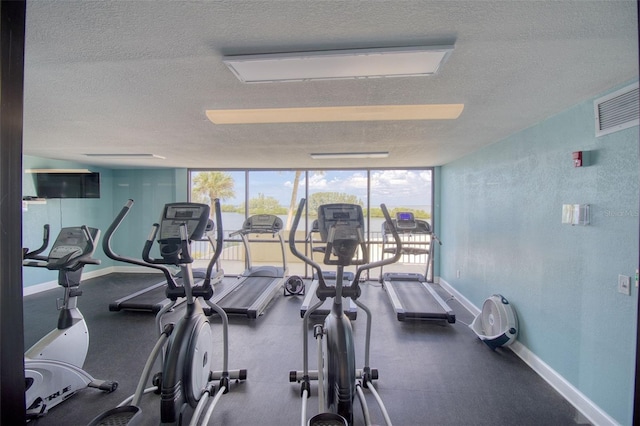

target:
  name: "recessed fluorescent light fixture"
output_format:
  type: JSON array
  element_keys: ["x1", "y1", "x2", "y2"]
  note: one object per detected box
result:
[
  {"x1": 206, "y1": 104, "x2": 464, "y2": 124},
  {"x1": 84, "y1": 153, "x2": 166, "y2": 159},
  {"x1": 223, "y1": 45, "x2": 454, "y2": 83},
  {"x1": 25, "y1": 168, "x2": 92, "y2": 174},
  {"x1": 310, "y1": 152, "x2": 389, "y2": 160}
]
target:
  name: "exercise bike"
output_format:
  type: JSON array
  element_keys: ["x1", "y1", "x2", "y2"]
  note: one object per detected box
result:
[
  {"x1": 89, "y1": 199, "x2": 246, "y2": 426},
  {"x1": 288, "y1": 199, "x2": 402, "y2": 426},
  {"x1": 23, "y1": 225, "x2": 118, "y2": 419}
]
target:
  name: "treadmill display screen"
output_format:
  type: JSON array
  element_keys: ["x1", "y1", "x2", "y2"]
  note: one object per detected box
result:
[
  {"x1": 333, "y1": 212, "x2": 351, "y2": 220},
  {"x1": 397, "y1": 212, "x2": 414, "y2": 221}
]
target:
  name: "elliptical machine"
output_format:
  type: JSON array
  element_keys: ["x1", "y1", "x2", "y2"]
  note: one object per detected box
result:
[
  {"x1": 90, "y1": 199, "x2": 246, "y2": 426},
  {"x1": 288, "y1": 199, "x2": 402, "y2": 426},
  {"x1": 23, "y1": 225, "x2": 118, "y2": 419}
]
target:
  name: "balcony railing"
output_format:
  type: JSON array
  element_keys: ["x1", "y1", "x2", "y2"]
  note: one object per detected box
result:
[{"x1": 190, "y1": 230, "x2": 435, "y2": 281}]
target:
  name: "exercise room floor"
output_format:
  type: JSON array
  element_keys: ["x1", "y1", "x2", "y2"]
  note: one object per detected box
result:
[{"x1": 24, "y1": 273, "x2": 590, "y2": 426}]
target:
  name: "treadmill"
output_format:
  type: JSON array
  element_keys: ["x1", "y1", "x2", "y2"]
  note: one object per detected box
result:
[
  {"x1": 108, "y1": 271, "x2": 199, "y2": 313},
  {"x1": 300, "y1": 220, "x2": 358, "y2": 320},
  {"x1": 212, "y1": 214, "x2": 288, "y2": 319},
  {"x1": 109, "y1": 222, "x2": 223, "y2": 313},
  {"x1": 380, "y1": 212, "x2": 455, "y2": 323}
]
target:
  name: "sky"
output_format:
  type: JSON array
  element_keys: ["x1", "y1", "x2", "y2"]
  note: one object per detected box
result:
[{"x1": 193, "y1": 169, "x2": 433, "y2": 210}]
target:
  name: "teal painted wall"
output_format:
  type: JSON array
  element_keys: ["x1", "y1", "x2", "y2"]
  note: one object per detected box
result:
[
  {"x1": 22, "y1": 156, "x2": 186, "y2": 287},
  {"x1": 440, "y1": 84, "x2": 639, "y2": 425},
  {"x1": 109, "y1": 169, "x2": 187, "y2": 260},
  {"x1": 22, "y1": 156, "x2": 115, "y2": 286}
]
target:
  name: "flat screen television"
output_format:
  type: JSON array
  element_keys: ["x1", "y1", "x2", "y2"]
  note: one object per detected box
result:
[{"x1": 35, "y1": 172, "x2": 101, "y2": 199}]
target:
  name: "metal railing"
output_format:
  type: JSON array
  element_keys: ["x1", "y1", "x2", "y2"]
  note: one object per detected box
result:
[{"x1": 191, "y1": 230, "x2": 434, "y2": 278}]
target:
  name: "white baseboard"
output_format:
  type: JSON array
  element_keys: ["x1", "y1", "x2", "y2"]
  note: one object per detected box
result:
[
  {"x1": 24, "y1": 267, "x2": 116, "y2": 296},
  {"x1": 439, "y1": 278, "x2": 619, "y2": 426},
  {"x1": 22, "y1": 266, "x2": 164, "y2": 297}
]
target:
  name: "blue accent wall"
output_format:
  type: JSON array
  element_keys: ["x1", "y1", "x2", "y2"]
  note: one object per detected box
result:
[
  {"x1": 22, "y1": 157, "x2": 186, "y2": 287},
  {"x1": 440, "y1": 84, "x2": 639, "y2": 425}
]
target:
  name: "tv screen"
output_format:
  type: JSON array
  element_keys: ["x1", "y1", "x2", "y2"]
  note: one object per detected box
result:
[{"x1": 35, "y1": 172, "x2": 100, "y2": 199}]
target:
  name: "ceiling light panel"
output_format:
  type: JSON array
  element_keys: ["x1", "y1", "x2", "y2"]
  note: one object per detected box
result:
[
  {"x1": 206, "y1": 104, "x2": 464, "y2": 124},
  {"x1": 84, "y1": 154, "x2": 166, "y2": 159},
  {"x1": 25, "y1": 169, "x2": 92, "y2": 173},
  {"x1": 223, "y1": 45, "x2": 454, "y2": 83},
  {"x1": 310, "y1": 152, "x2": 389, "y2": 159}
]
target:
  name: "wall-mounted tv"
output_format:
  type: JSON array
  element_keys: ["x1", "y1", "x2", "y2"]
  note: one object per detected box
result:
[{"x1": 35, "y1": 172, "x2": 101, "y2": 199}]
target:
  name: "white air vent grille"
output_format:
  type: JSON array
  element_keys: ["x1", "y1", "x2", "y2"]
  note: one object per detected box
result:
[{"x1": 594, "y1": 83, "x2": 639, "y2": 137}]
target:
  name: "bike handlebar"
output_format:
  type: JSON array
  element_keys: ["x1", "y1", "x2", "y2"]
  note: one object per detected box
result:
[{"x1": 23, "y1": 224, "x2": 50, "y2": 260}]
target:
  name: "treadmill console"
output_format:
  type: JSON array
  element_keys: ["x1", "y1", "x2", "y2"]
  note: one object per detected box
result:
[
  {"x1": 241, "y1": 214, "x2": 283, "y2": 234},
  {"x1": 158, "y1": 203, "x2": 210, "y2": 242},
  {"x1": 383, "y1": 212, "x2": 432, "y2": 236},
  {"x1": 395, "y1": 212, "x2": 417, "y2": 230}
]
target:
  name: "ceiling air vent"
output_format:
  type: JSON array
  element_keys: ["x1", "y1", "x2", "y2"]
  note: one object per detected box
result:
[{"x1": 594, "y1": 82, "x2": 639, "y2": 137}]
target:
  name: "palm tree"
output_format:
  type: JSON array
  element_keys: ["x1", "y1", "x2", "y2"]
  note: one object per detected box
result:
[
  {"x1": 191, "y1": 171, "x2": 235, "y2": 214},
  {"x1": 285, "y1": 171, "x2": 302, "y2": 230},
  {"x1": 285, "y1": 170, "x2": 326, "y2": 229}
]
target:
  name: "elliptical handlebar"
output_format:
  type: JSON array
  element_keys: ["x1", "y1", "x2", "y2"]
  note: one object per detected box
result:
[
  {"x1": 103, "y1": 199, "x2": 176, "y2": 286},
  {"x1": 203, "y1": 198, "x2": 224, "y2": 286},
  {"x1": 351, "y1": 203, "x2": 403, "y2": 284},
  {"x1": 141, "y1": 223, "x2": 194, "y2": 266},
  {"x1": 288, "y1": 198, "x2": 403, "y2": 299},
  {"x1": 289, "y1": 198, "x2": 329, "y2": 291}
]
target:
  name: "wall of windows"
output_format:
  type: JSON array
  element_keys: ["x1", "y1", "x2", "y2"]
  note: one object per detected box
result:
[{"x1": 189, "y1": 169, "x2": 434, "y2": 279}]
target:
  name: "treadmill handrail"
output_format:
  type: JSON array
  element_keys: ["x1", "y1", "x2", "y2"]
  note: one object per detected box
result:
[
  {"x1": 232, "y1": 214, "x2": 287, "y2": 274},
  {"x1": 349, "y1": 204, "x2": 403, "y2": 292},
  {"x1": 380, "y1": 214, "x2": 442, "y2": 280}
]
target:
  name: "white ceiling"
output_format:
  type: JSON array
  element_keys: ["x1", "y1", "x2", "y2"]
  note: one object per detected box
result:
[{"x1": 23, "y1": 1, "x2": 638, "y2": 170}]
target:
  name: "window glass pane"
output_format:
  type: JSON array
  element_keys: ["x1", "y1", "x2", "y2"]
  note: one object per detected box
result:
[
  {"x1": 305, "y1": 170, "x2": 368, "y2": 229},
  {"x1": 303, "y1": 170, "x2": 368, "y2": 270},
  {"x1": 188, "y1": 168, "x2": 433, "y2": 279},
  {"x1": 247, "y1": 170, "x2": 300, "y2": 222},
  {"x1": 190, "y1": 170, "x2": 246, "y2": 274},
  {"x1": 246, "y1": 170, "x2": 300, "y2": 274},
  {"x1": 369, "y1": 169, "x2": 434, "y2": 280}
]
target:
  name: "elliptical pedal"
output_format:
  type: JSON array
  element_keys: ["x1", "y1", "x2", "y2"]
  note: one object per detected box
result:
[
  {"x1": 89, "y1": 406, "x2": 141, "y2": 426},
  {"x1": 309, "y1": 413, "x2": 348, "y2": 426}
]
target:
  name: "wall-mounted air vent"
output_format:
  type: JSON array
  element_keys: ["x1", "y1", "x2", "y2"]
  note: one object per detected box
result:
[{"x1": 594, "y1": 82, "x2": 639, "y2": 137}]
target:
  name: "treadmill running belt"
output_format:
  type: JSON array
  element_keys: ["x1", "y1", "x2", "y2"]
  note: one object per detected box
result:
[
  {"x1": 109, "y1": 282, "x2": 173, "y2": 313},
  {"x1": 391, "y1": 280, "x2": 454, "y2": 321},
  {"x1": 217, "y1": 276, "x2": 275, "y2": 312}
]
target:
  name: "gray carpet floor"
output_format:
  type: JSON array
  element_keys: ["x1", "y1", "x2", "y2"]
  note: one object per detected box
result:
[{"x1": 24, "y1": 273, "x2": 589, "y2": 426}]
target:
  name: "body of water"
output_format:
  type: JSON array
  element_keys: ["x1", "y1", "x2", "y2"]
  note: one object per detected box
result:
[{"x1": 219, "y1": 212, "x2": 431, "y2": 235}]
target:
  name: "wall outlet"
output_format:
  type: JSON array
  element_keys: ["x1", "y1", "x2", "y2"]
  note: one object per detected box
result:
[{"x1": 618, "y1": 274, "x2": 631, "y2": 295}]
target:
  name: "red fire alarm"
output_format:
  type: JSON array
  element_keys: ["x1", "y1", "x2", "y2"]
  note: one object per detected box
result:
[{"x1": 573, "y1": 151, "x2": 583, "y2": 167}]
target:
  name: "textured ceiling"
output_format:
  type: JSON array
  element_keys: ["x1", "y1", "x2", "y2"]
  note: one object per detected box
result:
[{"x1": 23, "y1": 1, "x2": 638, "y2": 170}]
